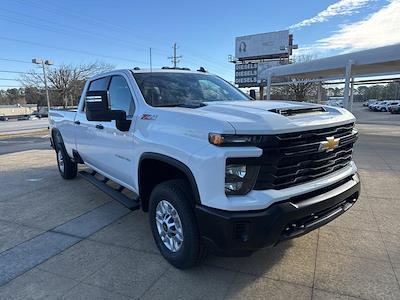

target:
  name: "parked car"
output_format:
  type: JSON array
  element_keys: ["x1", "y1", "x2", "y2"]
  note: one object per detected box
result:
[
  {"x1": 368, "y1": 101, "x2": 379, "y2": 110},
  {"x1": 49, "y1": 68, "x2": 360, "y2": 268},
  {"x1": 363, "y1": 99, "x2": 378, "y2": 107},
  {"x1": 35, "y1": 107, "x2": 48, "y2": 118},
  {"x1": 389, "y1": 103, "x2": 400, "y2": 114},
  {"x1": 371, "y1": 101, "x2": 389, "y2": 111},
  {"x1": 366, "y1": 99, "x2": 378, "y2": 107},
  {"x1": 386, "y1": 101, "x2": 400, "y2": 112}
]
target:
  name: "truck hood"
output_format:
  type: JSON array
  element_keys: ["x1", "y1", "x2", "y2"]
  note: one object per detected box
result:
[{"x1": 196, "y1": 100, "x2": 355, "y2": 134}]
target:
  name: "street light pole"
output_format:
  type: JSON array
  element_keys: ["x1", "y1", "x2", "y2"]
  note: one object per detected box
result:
[
  {"x1": 32, "y1": 58, "x2": 53, "y2": 111},
  {"x1": 41, "y1": 62, "x2": 50, "y2": 110}
]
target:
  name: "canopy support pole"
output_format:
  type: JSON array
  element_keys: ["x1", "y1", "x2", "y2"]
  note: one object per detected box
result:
[
  {"x1": 266, "y1": 74, "x2": 272, "y2": 100},
  {"x1": 343, "y1": 60, "x2": 354, "y2": 110}
]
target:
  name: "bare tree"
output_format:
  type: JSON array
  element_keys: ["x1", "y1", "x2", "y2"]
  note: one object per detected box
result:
[
  {"x1": 20, "y1": 61, "x2": 114, "y2": 107},
  {"x1": 279, "y1": 54, "x2": 318, "y2": 101}
]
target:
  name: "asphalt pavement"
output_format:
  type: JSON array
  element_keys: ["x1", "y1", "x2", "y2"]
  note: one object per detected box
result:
[
  {"x1": 0, "y1": 103, "x2": 399, "y2": 299},
  {"x1": 0, "y1": 118, "x2": 49, "y2": 135}
]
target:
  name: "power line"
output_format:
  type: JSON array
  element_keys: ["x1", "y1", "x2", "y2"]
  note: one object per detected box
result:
[
  {"x1": 21, "y1": 0, "x2": 173, "y2": 50},
  {"x1": 0, "y1": 36, "x2": 148, "y2": 64},
  {"x1": 0, "y1": 70, "x2": 36, "y2": 75},
  {"x1": 0, "y1": 58, "x2": 32, "y2": 64},
  {"x1": 8, "y1": 0, "x2": 231, "y2": 71},
  {"x1": 0, "y1": 12, "x2": 167, "y2": 57},
  {"x1": 2, "y1": 3, "x2": 233, "y2": 74},
  {"x1": 0, "y1": 5, "x2": 172, "y2": 56},
  {"x1": 0, "y1": 78, "x2": 20, "y2": 81}
]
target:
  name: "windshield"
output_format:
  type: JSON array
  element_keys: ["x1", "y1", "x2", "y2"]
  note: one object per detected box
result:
[{"x1": 133, "y1": 72, "x2": 250, "y2": 107}]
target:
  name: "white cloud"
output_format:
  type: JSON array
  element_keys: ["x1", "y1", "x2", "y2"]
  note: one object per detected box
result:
[
  {"x1": 290, "y1": 0, "x2": 371, "y2": 29},
  {"x1": 316, "y1": 0, "x2": 400, "y2": 51}
]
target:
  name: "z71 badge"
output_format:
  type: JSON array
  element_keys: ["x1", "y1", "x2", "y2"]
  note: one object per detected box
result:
[{"x1": 141, "y1": 114, "x2": 158, "y2": 120}]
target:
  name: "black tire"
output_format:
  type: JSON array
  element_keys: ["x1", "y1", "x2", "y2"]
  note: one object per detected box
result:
[
  {"x1": 149, "y1": 179, "x2": 206, "y2": 269},
  {"x1": 54, "y1": 132, "x2": 77, "y2": 180}
]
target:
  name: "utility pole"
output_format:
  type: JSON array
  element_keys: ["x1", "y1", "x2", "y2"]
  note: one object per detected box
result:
[
  {"x1": 149, "y1": 47, "x2": 153, "y2": 72},
  {"x1": 32, "y1": 58, "x2": 53, "y2": 111},
  {"x1": 168, "y1": 43, "x2": 182, "y2": 68}
]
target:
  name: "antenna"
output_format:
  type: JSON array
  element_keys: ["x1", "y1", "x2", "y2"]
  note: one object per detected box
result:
[{"x1": 168, "y1": 42, "x2": 182, "y2": 68}]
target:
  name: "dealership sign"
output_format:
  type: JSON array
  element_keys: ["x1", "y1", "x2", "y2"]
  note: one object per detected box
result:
[
  {"x1": 235, "y1": 60, "x2": 287, "y2": 87},
  {"x1": 235, "y1": 30, "x2": 290, "y2": 60},
  {"x1": 235, "y1": 63, "x2": 258, "y2": 86}
]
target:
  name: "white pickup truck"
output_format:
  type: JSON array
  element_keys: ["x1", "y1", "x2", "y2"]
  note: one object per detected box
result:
[{"x1": 49, "y1": 68, "x2": 360, "y2": 268}]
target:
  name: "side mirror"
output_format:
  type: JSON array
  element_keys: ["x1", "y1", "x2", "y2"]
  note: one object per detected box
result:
[
  {"x1": 249, "y1": 89, "x2": 256, "y2": 100},
  {"x1": 86, "y1": 90, "x2": 114, "y2": 121},
  {"x1": 85, "y1": 90, "x2": 131, "y2": 131}
]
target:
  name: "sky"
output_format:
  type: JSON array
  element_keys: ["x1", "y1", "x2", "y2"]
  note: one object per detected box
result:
[{"x1": 0, "y1": 0, "x2": 399, "y2": 89}]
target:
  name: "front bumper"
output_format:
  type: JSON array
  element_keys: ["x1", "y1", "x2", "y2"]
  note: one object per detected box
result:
[{"x1": 195, "y1": 173, "x2": 360, "y2": 256}]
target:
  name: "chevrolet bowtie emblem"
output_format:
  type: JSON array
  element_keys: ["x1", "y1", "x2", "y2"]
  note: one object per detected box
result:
[{"x1": 319, "y1": 136, "x2": 340, "y2": 152}]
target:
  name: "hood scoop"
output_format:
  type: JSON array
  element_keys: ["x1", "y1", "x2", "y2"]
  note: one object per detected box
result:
[{"x1": 268, "y1": 106, "x2": 326, "y2": 116}]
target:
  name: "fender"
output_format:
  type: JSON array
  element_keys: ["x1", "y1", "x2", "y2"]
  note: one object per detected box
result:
[{"x1": 139, "y1": 152, "x2": 201, "y2": 205}]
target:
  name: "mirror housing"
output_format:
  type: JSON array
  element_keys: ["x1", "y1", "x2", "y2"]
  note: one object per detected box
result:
[
  {"x1": 249, "y1": 89, "x2": 256, "y2": 100},
  {"x1": 85, "y1": 90, "x2": 131, "y2": 131}
]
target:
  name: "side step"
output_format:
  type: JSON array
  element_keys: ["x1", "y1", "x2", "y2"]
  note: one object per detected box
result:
[{"x1": 79, "y1": 170, "x2": 140, "y2": 211}]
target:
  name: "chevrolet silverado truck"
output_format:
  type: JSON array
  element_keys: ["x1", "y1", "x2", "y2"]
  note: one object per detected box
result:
[{"x1": 49, "y1": 68, "x2": 360, "y2": 269}]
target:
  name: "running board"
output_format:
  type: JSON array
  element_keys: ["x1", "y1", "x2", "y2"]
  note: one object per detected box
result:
[{"x1": 79, "y1": 170, "x2": 140, "y2": 211}]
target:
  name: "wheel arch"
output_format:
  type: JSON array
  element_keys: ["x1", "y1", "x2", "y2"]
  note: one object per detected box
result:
[
  {"x1": 138, "y1": 152, "x2": 201, "y2": 212},
  {"x1": 51, "y1": 127, "x2": 63, "y2": 149}
]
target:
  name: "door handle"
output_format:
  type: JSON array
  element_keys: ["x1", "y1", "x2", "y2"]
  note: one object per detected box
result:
[
  {"x1": 74, "y1": 120, "x2": 80, "y2": 125},
  {"x1": 96, "y1": 124, "x2": 104, "y2": 130}
]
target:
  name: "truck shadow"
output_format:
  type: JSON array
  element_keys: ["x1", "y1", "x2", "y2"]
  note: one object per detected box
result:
[{"x1": 204, "y1": 238, "x2": 296, "y2": 274}]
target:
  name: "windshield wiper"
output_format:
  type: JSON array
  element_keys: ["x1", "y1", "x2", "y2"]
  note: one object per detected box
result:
[{"x1": 153, "y1": 102, "x2": 207, "y2": 108}]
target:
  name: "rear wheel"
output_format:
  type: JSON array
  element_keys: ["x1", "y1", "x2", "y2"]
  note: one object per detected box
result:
[
  {"x1": 54, "y1": 132, "x2": 77, "y2": 179},
  {"x1": 149, "y1": 179, "x2": 205, "y2": 269}
]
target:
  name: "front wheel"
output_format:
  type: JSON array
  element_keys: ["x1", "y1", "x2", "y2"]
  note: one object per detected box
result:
[{"x1": 149, "y1": 179, "x2": 205, "y2": 269}]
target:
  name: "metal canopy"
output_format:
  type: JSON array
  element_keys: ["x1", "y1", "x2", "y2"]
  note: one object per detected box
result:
[{"x1": 264, "y1": 43, "x2": 400, "y2": 109}]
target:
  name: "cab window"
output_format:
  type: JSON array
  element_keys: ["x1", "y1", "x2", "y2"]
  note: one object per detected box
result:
[
  {"x1": 88, "y1": 77, "x2": 109, "y2": 91},
  {"x1": 108, "y1": 75, "x2": 135, "y2": 117}
]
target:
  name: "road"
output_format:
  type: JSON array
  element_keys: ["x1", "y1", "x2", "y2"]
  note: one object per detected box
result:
[
  {"x1": 0, "y1": 118, "x2": 49, "y2": 134},
  {"x1": 0, "y1": 133, "x2": 51, "y2": 155}
]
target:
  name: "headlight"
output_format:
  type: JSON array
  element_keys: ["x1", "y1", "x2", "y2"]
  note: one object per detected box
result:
[
  {"x1": 209, "y1": 133, "x2": 261, "y2": 146},
  {"x1": 225, "y1": 163, "x2": 260, "y2": 195}
]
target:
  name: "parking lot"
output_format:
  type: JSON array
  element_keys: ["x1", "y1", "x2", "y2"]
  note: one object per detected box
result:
[{"x1": 0, "y1": 104, "x2": 399, "y2": 299}]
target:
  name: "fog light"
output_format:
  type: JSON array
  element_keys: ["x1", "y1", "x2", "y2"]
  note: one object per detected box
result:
[
  {"x1": 226, "y1": 164, "x2": 246, "y2": 178},
  {"x1": 225, "y1": 163, "x2": 259, "y2": 195}
]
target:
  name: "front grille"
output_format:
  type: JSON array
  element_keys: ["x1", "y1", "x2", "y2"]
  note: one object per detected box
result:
[
  {"x1": 255, "y1": 123, "x2": 357, "y2": 190},
  {"x1": 231, "y1": 123, "x2": 357, "y2": 190}
]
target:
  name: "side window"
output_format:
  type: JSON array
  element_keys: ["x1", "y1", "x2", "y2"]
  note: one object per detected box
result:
[
  {"x1": 88, "y1": 77, "x2": 109, "y2": 91},
  {"x1": 108, "y1": 75, "x2": 135, "y2": 117}
]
